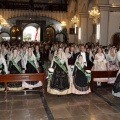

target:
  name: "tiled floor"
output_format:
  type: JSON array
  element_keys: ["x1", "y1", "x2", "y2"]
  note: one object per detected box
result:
[
  {"x1": 45, "y1": 86, "x2": 120, "y2": 120},
  {"x1": 0, "y1": 86, "x2": 120, "y2": 120},
  {"x1": 0, "y1": 92, "x2": 48, "y2": 120}
]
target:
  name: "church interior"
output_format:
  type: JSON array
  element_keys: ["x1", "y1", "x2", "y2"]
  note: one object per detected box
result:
[{"x1": 0, "y1": 0, "x2": 120, "y2": 120}]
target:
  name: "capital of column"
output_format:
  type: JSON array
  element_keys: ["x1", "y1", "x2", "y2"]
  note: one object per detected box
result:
[
  {"x1": 99, "y1": 5, "x2": 111, "y2": 11},
  {"x1": 79, "y1": 13, "x2": 89, "y2": 18}
]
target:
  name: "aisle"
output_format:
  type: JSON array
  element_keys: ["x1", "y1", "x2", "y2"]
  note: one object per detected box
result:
[{"x1": 45, "y1": 87, "x2": 120, "y2": 120}]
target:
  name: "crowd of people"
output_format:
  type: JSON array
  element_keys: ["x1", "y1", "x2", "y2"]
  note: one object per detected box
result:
[{"x1": 0, "y1": 41, "x2": 120, "y2": 97}]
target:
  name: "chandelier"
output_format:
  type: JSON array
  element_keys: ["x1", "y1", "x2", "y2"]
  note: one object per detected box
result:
[
  {"x1": 89, "y1": 6, "x2": 100, "y2": 24},
  {"x1": 71, "y1": 16, "x2": 79, "y2": 25},
  {"x1": 12, "y1": 27, "x2": 19, "y2": 33},
  {"x1": 0, "y1": 15, "x2": 9, "y2": 27},
  {"x1": 61, "y1": 21, "x2": 66, "y2": 27}
]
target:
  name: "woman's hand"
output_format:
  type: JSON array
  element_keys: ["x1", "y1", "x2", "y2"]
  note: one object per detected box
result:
[
  {"x1": 22, "y1": 70, "x2": 25, "y2": 74},
  {"x1": 95, "y1": 56, "x2": 98, "y2": 60}
]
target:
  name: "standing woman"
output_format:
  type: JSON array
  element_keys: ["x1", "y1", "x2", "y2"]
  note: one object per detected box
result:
[
  {"x1": 8, "y1": 48, "x2": 24, "y2": 90},
  {"x1": 33, "y1": 45, "x2": 44, "y2": 73},
  {"x1": 0, "y1": 50, "x2": 8, "y2": 90},
  {"x1": 22, "y1": 47, "x2": 42, "y2": 89},
  {"x1": 1, "y1": 44, "x2": 8, "y2": 61},
  {"x1": 64, "y1": 46, "x2": 73, "y2": 82},
  {"x1": 107, "y1": 47, "x2": 119, "y2": 84},
  {"x1": 47, "y1": 47, "x2": 71, "y2": 95},
  {"x1": 72, "y1": 55, "x2": 91, "y2": 95},
  {"x1": 64, "y1": 46, "x2": 71, "y2": 61},
  {"x1": 91, "y1": 47, "x2": 108, "y2": 84}
]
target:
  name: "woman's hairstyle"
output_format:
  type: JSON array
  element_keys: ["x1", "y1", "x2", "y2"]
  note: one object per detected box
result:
[
  {"x1": 64, "y1": 46, "x2": 69, "y2": 52},
  {"x1": 13, "y1": 48, "x2": 17, "y2": 51},
  {"x1": 77, "y1": 55, "x2": 83, "y2": 60},
  {"x1": 96, "y1": 47, "x2": 103, "y2": 54},
  {"x1": 28, "y1": 46, "x2": 32, "y2": 49},
  {"x1": 57, "y1": 47, "x2": 63, "y2": 52}
]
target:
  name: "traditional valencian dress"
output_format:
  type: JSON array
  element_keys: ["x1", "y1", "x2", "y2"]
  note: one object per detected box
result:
[
  {"x1": 0, "y1": 54, "x2": 8, "y2": 90},
  {"x1": 107, "y1": 52, "x2": 119, "y2": 84},
  {"x1": 47, "y1": 54, "x2": 71, "y2": 95},
  {"x1": 92, "y1": 53, "x2": 108, "y2": 82},
  {"x1": 33, "y1": 50, "x2": 44, "y2": 73},
  {"x1": 72, "y1": 60, "x2": 91, "y2": 95},
  {"x1": 8, "y1": 55, "x2": 24, "y2": 90},
  {"x1": 112, "y1": 70, "x2": 120, "y2": 97},
  {"x1": 22, "y1": 54, "x2": 42, "y2": 88}
]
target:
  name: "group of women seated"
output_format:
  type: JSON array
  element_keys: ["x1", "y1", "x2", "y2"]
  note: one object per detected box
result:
[{"x1": 0, "y1": 43, "x2": 44, "y2": 90}]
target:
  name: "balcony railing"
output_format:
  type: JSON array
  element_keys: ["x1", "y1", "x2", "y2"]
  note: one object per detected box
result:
[{"x1": 0, "y1": 1, "x2": 68, "y2": 12}]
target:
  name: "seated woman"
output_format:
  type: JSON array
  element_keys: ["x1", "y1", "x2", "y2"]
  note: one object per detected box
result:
[
  {"x1": 112, "y1": 69, "x2": 120, "y2": 97},
  {"x1": 91, "y1": 47, "x2": 108, "y2": 85},
  {"x1": 22, "y1": 47, "x2": 42, "y2": 89},
  {"x1": 8, "y1": 48, "x2": 24, "y2": 90},
  {"x1": 72, "y1": 55, "x2": 91, "y2": 95},
  {"x1": 47, "y1": 47, "x2": 71, "y2": 95}
]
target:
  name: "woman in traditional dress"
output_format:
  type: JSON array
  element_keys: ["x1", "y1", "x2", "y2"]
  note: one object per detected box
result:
[
  {"x1": 22, "y1": 47, "x2": 42, "y2": 89},
  {"x1": 72, "y1": 55, "x2": 91, "y2": 95},
  {"x1": 64, "y1": 46, "x2": 71, "y2": 61},
  {"x1": 20, "y1": 46, "x2": 28, "y2": 59},
  {"x1": 107, "y1": 47, "x2": 119, "y2": 84},
  {"x1": 64, "y1": 46, "x2": 73, "y2": 82},
  {"x1": 47, "y1": 47, "x2": 71, "y2": 95},
  {"x1": 8, "y1": 48, "x2": 24, "y2": 90},
  {"x1": 0, "y1": 50, "x2": 8, "y2": 90},
  {"x1": 33, "y1": 45, "x2": 44, "y2": 73},
  {"x1": 112, "y1": 69, "x2": 120, "y2": 97},
  {"x1": 91, "y1": 47, "x2": 108, "y2": 85},
  {"x1": 1, "y1": 44, "x2": 8, "y2": 61}
]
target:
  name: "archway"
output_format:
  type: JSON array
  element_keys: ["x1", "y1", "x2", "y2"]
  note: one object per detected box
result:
[
  {"x1": 45, "y1": 26, "x2": 55, "y2": 42},
  {"x1": 55, "y1": 33, "x2": 67, "y2": 42},
  {"x1": 10, "y1": 25, "x2": 22, "y2": 41},
  {"x1": 0, "y1": 32, "x2": 10, "y2": 42},
  {"x1": 112, "y1": 33, "x2": 120, "y2": 47},
  {"x1": 23, "y1": 23, "x2": 41, "y2": 42}
]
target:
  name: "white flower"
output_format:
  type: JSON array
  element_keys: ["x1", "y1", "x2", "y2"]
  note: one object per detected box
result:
[
  {"x1": 48, "y1": 68, "x2": 54, "y2": 73},
  {"x1": 85, "y1": 70, "x2": 91, "y2": 74}
]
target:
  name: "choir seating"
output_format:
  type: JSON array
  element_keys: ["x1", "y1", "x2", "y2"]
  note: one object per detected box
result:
[
  {"x1": 91, "y1": 70, "x2": 118, "y2": 91},
  {"x1": 0, "y1": 73, "x2": 46, "y2": 94}
]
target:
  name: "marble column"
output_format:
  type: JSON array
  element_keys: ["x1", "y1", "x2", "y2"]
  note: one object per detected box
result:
[{"x1": 99, "y1": 5, "x2": 110, "y2": 45}]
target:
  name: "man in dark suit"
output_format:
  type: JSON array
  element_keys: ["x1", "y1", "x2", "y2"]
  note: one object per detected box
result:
[
  {"x1": 68, "y1": 45, "x2": 76, "y2": 65},
  {"x1": 76, "y1": 44, "x2": 91, "y2": 69}
]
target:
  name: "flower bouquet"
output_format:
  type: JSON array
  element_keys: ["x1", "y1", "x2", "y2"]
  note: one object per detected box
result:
[
  {"x1": 85, "y1": 70, "x2": 91, "y2": 83},
  {"x1": 46, "y1": 68, "x2": 54, "y2": 81}
]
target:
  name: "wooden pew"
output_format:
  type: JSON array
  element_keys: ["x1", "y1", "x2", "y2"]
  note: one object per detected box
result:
[
  {"x1": 0, "y1": 73, "x2": 46, "y2": 94},
  {"x1": 91, "y1": 70, "x2": 118, "y2": 91}
]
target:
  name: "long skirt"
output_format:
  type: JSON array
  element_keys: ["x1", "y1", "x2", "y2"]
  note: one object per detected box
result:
[
  {"x1": 72, "y1": 69, "x2": 91, "y2": 95},
  {"x1": 112, "y1": 71, "x2": 120, "y2": 97},
  {"x1": 47, "y1": 63, "x2": 71, "y2": 95},
  {"x1": 22, "y1": 62, "x2": 42, "y2": 88}
]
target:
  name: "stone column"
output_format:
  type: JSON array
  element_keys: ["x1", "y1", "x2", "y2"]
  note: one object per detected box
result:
[
  {"x1": 99, "y1": 5, "x2": 110, "y2": 45},
  {"x1": 79, "y1": 13, "x2": 89, "y2": 44}
]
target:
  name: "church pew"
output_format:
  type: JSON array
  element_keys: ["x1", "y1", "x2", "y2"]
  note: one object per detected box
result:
[
  {"x1": 91, "y1": 70, "x2": 118, "y2": 91},
  {"x1": 0, "y1": 73, "x2": 46, "y2": 94}
]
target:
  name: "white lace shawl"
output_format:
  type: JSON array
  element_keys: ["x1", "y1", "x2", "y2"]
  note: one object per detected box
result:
[{"x1": 0, "y1": 54, "x2": 8, "y2": 74}]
